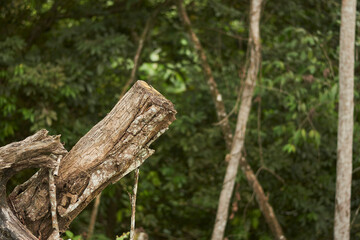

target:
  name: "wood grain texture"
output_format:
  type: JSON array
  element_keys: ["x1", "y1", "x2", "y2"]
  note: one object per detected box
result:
[
  {"x1": 5, "y1": 80, "x2": 176, "y2": 239},
  {"x1": 0, "y1": 129, "x2": 67, "y2": 240},
  {"x1": 0, "y1": 129, "x2": 67, "y2": 178}
]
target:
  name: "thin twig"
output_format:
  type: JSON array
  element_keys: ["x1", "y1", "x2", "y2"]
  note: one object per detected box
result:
[
  {"x1": 257, "y1": 83, "x2": 264, "y2": 166},
  {"x1": 351, "y1": 203, "x2": 360, "y2": 228},
  {"x1": 119, "y1": 18, "x2": 152, "y2": 100},
  {"x1": 256, "y1": 85, "x2": 291, "y2": 96},
  {"x1": 298, "y1": 103, "x2": 322, "y2": 131},
  {"x1": 353, "y1": 167, "x2": 360, "y2": 174},
  {"x1": 205, "y1": 27, "x2": 248, "y2": 41},
  {"x1": 130, "y1": 168, "x2": 140, "y2": 240},
  {"x1": 48, "y1": 168, "x2": 60, "y2": 240},
  {"x1": 256, "y1": 166, "x2": 285, "y2": 184},
  {"x1": 54, "y1": 155, "x2": 62, "y2": 176},
  {"x1": 242, "y1": 189, "x2": 256, "y2": 220},
  {"x1": 177, "y1": 0, "x2": 233, "y2": 149},
  {"x1": 319, "y1": 43, "x2": 335, "y2": 80}
]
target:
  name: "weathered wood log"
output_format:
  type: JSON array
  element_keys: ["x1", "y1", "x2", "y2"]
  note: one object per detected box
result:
[
  {"x1": 0, "y1": 130, "x2": 67, "y2": 239},
  {"x1": 0, "y1": 80, "x2": 176, "y2": 239},
  {"x1": 0, "y1": 130, "x2": 67, "y2": 177}
]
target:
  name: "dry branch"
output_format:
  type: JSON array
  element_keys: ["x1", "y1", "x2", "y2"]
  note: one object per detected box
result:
[
  {"x1": 0, "y1": 129, "x2": 67, "y2": 239},
  {"x1": 130, "y1": 168, "x2": 139, "y2": 240},
  {"x1": 0, "y1": 129, "x2": 67, "y2": 176},
  {"x1": 2, "y1": 80, "x2": 176, "y2": 239}
]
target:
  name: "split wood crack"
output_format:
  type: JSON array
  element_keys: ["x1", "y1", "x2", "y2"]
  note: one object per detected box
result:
[{"x1": 0, "y1": 80, "x2": 176, "y2": 240}]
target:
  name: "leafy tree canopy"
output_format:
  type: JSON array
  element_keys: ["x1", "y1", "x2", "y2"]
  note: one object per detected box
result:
[{"x1": 1, "y1": 0, "x2": 360, "y2": 239}]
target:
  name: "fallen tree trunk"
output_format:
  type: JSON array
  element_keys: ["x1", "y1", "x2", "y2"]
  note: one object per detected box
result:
[{"x1": 0, "y1": 80, "x2": 176, "y2": 239}]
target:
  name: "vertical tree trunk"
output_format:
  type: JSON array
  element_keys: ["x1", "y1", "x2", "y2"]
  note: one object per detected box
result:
[
  {"x1": 211, "y1": 0, "x2": 260, "y2": 238},
  {"x1": 177, "y1": 1, "x2": 285, "y2": 239},
  {"x1": 87, "y1": 194, "x2": 101, "y2": 240},
  {"x1": 211, "y1": 0, "x2": 285, "y2": 239},
  {"x1": 334, "y1": 0, "x2": 356, "y2": 239},
  {"x1": 177, "y1": 0, "x2": 233, "y2": 149}
]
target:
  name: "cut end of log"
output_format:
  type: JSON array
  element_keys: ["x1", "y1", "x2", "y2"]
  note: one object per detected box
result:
[{"x1": 133, "y1": 80, "x2": 176, "y2": 115}]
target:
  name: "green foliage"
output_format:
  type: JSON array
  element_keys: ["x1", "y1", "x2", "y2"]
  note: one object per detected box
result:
[
  {"x1": 1, "y1": 0, "x2": 360, "y2": 239},
  {"x1": 63, "y1": 230, "x2": 83, "y2": 240},
  {"x1": 115, "y1": 232, "x2": 129, "y2": 240}
]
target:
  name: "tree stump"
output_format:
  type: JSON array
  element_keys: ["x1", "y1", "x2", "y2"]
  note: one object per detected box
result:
[{"x1": 0, "y1": 81, "x2": 176, "y2": 239}]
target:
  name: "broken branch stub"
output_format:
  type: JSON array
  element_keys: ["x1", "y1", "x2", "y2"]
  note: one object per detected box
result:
[
  {"x1": 0, "y1": 129, "x2": 67, "y2": 240},
  {"x1": 0, "y1": 129, "x2": 67, "y2": 179},
  {"x1": 8, "y1": 80, "x2": 176, "y2": 239}
]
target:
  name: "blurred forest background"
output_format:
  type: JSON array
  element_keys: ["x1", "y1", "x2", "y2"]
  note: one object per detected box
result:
[{"x1": 1, "y1": 0, "x2": 360, "y2": 239}]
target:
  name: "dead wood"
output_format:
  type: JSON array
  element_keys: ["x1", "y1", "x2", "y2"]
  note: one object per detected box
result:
[{"x1": 0, "y1": 80, "x2": 175, "y2": 239}]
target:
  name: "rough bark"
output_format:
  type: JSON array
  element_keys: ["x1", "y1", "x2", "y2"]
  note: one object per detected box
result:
[
  {"x1": 334, "y1": 0, "x2": 356, "y2": 239},
  {"x1": 48, "y1": 168, "x2": 60, "y2": 240},
  {"x1": 2, "y1": 80, "x2": 176, "y2": 239},
  {"x1": 0, "y1": 130, "x2": 67, "y2": 175},
  {"x1": 0, "y1": 129, "x2": 67, "y2": 240},
  {"x1": 211, "y1": 0, "x2": 286, "y2": 239},
  {"x1": 177, "y1": 0, "x2": 233, "y2": 149}
]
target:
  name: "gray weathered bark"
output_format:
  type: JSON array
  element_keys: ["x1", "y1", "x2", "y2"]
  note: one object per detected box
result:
[
  {"x1": 334, "y1": 0, "x2": 356, "y2": 239},
  {"x1": 0, "y1": 130, "x2": 67, "y2": 240},
  {"x1": 0, "y1": 81, "x2": 175, "y2": 239}
]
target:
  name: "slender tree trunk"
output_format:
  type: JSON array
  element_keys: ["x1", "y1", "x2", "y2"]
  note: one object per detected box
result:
[
  {"x1": 211, "y1": 0, "x2": 285, "y2": 239},
  {"x1": 334, "y1": 0, "x2": 356, "y2": 239},
  {"x1": 87, "y1": 193, "x2": 101, "y2": 240},
  {"x1": 118, "y1": 17, "x2": 152, "y2": 100},
  {"x1": 119, "y1": 0, "x2": 172, "y2": 99},
  {"x1": 177, "y1": 1, "x2": 285, "y2": 239},
  {"x1": 211, "y1": 1, "x2": 261, "y2": 238},
  {"x1": 88, "y1": 20, "x2": 149, "y2": 234},
  {"x1": 177, "y1": 0, "x2": 233, "y2": 149}
]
